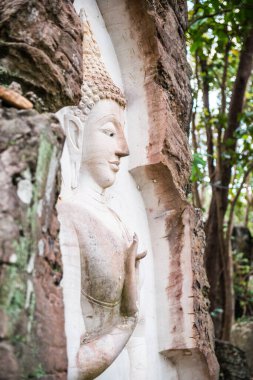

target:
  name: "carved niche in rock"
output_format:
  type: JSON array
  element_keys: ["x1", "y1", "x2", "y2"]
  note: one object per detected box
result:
[
  {"x1": 57, "y1": 14, "x2": 146, "y2": 380},
  {"x1": 57, "y1": 1, "x2": 219, "y2": 380}
]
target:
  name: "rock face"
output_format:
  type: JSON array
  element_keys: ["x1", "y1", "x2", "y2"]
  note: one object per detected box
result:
[
  {"x1": 231, "y1": 322, "x2": 253, "y2": 375},
  {"x1": 93, "y1": 0, "x2": 219, "y2": 378},
  {"x1": 0, "y1": 0, "x2": 83, "y2": 112},
  {"x1": 0, "y1": 0, "x2": 219, "y2": 379},
  {"x1": 0, "y1": 3, "x2": 82, "y2": 374},
  {"x1": 138, "y1": 5, "x2": 217, "y2": 376},
  {"x1": 146, "y1": 0, "x2": 192, "y2": 135},
  {"x1": 215, "y1": 340, "x2": 251, "y2": 380},
  {"x1": 0, "y1": 107, "x2": 66, "y2": 379}
]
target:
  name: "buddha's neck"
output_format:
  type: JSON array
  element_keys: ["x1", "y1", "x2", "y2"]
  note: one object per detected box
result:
[{"x1": 74, "y1": 172, "x2": 106, "y2": 205}]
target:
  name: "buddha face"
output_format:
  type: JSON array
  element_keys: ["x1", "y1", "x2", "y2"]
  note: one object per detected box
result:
[{"x1": 81, "y1": 100, "x2": 129, "y2": 189}]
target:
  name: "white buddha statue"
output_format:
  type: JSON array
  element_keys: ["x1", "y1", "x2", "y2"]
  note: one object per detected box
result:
[{"x1": 57, "y1": 15, "x2": 145, "y2": 380}]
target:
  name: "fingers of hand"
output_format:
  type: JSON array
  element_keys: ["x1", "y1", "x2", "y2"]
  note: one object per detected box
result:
[
  {"x1": 136, "y1": 250, "x2": 147, "y2": 261},
  {"x1": 133, "y1": 233, "x2": 138, "y2": 244}
]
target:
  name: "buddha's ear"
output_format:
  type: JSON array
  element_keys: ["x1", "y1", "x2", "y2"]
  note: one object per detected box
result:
[{"x1": 64, "y1": 114, "x2": 84, "y2": 189}]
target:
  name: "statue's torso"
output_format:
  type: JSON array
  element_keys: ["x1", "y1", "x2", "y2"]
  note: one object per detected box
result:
[
  {"x1": 58, "y1": 197, "x2": 132, "y2": 332},
  {"x1": 75, "y1": 203, "x2": 130, "y2": 303}
]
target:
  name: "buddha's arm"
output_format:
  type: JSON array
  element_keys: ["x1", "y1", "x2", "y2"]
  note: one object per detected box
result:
[
  {"x1": 77, "y1": 315, "x2": 137, "y2": 380},
  {"x1": 77, "y1": 235, "x2": 145, "y2": 380}
]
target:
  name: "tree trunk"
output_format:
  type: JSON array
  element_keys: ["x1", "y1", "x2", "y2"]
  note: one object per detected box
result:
[
  {"x1": 205, "y1": 26, "x2": 253, "y2": 340},
  {"x1": 205, "y1": 195, "x2": 221, "y2": 310}
]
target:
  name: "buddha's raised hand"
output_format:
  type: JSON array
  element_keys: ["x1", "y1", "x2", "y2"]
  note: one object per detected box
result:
[{"x1": 121, "y1": 233, "x2": 147, "y2": 317}]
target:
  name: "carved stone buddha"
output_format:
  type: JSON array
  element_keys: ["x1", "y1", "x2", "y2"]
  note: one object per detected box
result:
[{"x1": 57, "y1": 15, "x2": 145, "y2": 380}]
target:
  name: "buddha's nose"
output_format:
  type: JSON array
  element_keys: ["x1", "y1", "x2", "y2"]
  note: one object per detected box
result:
[{"x1": 116, "y1": 133, "x2": 129, "y2": 158}]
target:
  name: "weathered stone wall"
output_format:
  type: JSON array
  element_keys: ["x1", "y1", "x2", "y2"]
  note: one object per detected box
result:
[
  {"x1": 146, "y1": 0, "x2": 192, "y2": 135},
  {"x1": 0, "y1": 1, "x2": 82, "y2": 378},
  {"x1": 111, "y1": 0, "x2": 218, "y2": 378},
  {"x1": 0, "y1": 0, "x2": 219, "y2": 379},
  {"x1": 144, "y1": 2, "x2": 218, "y2": 375},
  {"x1": 0, "y1": 0, "x2": 83, "y2": 112},
  {"x1": 0, "y1": 108, "x2": 66, "y2": 379}
]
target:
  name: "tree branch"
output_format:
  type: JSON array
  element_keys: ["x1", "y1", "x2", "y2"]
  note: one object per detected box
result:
[
  {"x1": 191, "y1": 109, "x2": 203, "y2": 209},
  {"x1": 199, "y1": 57, "x2": 215, "y2": 181},
  {"x1": 189, "y1": 4, "x2": 253, "y2": 27},
  {"x1": 224, "y1": 27, "x2": 253, "y2": 143},
  {"x1": 189, "y1": 9, "x2": 232, "y2": 27},
  {"x1": 220, "y1": 26, "x2": 253, "y2": 211},
  {"x1": 221, "y1": 41, "x2": 231, "y2": 115},
  {"x1": 226, "y1": 163, "x2": 253, "y2": 244},
  {"x1": 244, "y1": 175, "x2": 252, "y2": 227}
]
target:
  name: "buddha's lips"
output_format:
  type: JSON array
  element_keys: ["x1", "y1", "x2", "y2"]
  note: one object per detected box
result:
[{"x1": 109, "y1": 160, "x2": 120, "y2": 171}]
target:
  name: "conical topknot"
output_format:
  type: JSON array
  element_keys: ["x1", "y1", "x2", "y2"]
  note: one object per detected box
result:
[{"x1": 73, "y1": 11, "x2": 126, "y2": 122}]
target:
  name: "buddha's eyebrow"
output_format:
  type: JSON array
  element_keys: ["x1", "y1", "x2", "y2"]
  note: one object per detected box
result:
[{"x1": 94, "y1": 115, "x2": 123, "y2": 128}]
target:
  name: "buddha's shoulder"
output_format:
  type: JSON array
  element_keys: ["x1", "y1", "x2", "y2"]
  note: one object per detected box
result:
[
  {"x1": 57, "y1": 199, "x2": 108, "y2": 245},
  {"x1": 57, "y1": 198, "x2": 97, "y2": 223}
]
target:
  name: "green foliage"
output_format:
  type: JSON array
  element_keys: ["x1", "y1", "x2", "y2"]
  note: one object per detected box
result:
[
  {"x1": 0, "y1": 264, "x2": 26, "y2": 337},
  {"x1": 188, "y1": 0, "x2": 253, "y2": 101},
  {"x1": 191, "y1": 152, "x2": 207, "y2": 182},
  {"x1": 188, "y1": 0, "x2": 253, "y2": 324},
  {"x1": 13, "y1": 236, "x2": 31, "y2": 270},
  {"x1": 27, "y1": 364, "x2": 46, "y2": 379},
  {"x1": 188, "y1": 0, "x2": 253, "y2": 218},
  {"x1": 211, "y1": 307, "x2": 223, "y2": 318}
]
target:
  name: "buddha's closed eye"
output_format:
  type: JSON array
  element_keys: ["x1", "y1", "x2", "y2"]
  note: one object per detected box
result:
[
  {"x1": 102, "y1": 129, "x2": 115, "y2": 137},
  {"x1": 100, "y1": 121, "x2": 117, "y2": 138}
]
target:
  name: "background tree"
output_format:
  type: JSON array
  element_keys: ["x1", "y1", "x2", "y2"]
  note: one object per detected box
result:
[{"x1": 188, "y1": 0, "x2": 253, "y2": 340}]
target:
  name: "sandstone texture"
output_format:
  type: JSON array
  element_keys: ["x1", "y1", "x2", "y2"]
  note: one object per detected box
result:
[
  {"x1": 0, "y1": 0, "x2": 83, "y2": 112},
  {"x1": 146, "y1": 2, "x2": 192, "y2": 192},
  {"x1": 127, "y1": 0, "x2": 192, "y2": 193},
  {"x1": 120, "y1": 1, "x2": 218, "y2": 378},
  {"x1": 0, "y1": 107, "x2": 66, "y2": 379},
  {"x1": 146, "y1": 0, "x2": 192, "y2": 134},
  {"x1": 0, "y1": 0, "x2": 219, "y2": 379}
]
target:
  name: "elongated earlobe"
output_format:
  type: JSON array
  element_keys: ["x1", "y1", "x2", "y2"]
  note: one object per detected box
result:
[{"x1": 64, "y1": 114, "x2": 84, "y2": 189}]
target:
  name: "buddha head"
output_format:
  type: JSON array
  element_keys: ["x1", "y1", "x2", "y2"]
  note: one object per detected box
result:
[{"x1": 64, "y1": 14, "x2": 129, "y2": 190}]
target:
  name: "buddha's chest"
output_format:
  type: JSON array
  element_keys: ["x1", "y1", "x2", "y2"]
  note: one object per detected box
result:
[{"x1": 75, "y1": 208, "x2": 131, "y2": 303}]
